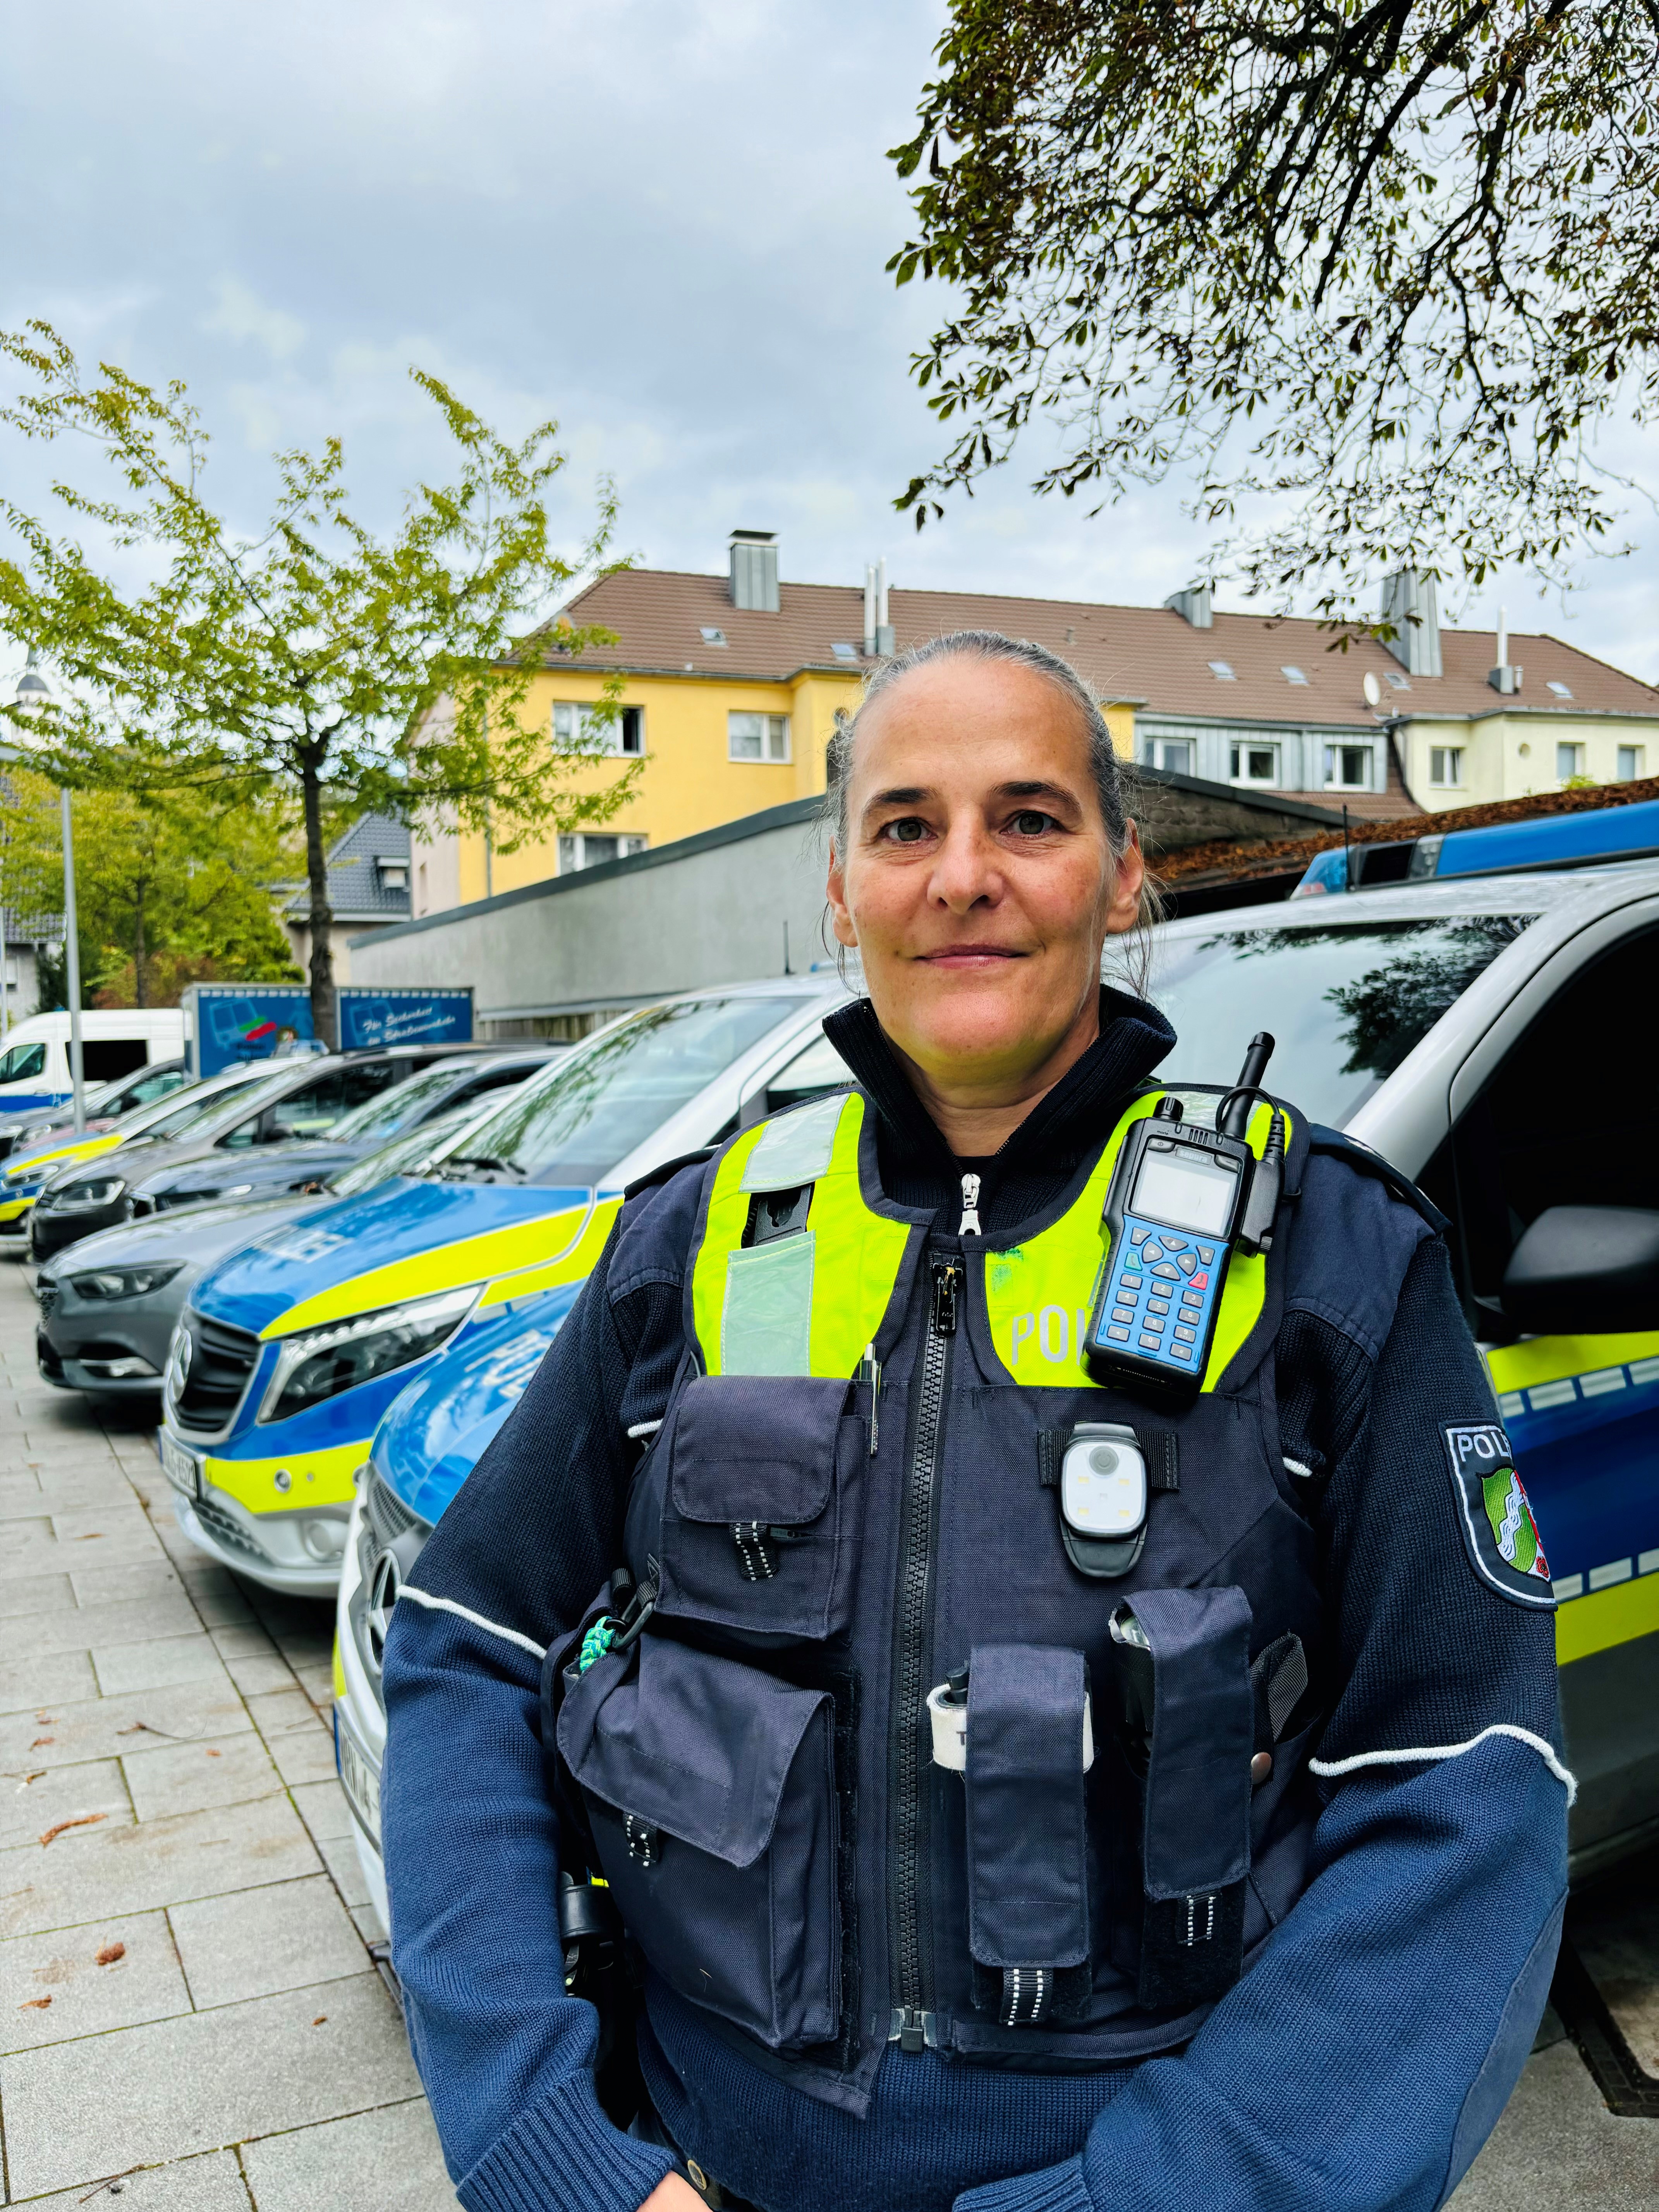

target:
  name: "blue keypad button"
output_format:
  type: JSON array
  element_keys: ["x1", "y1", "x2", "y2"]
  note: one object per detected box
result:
[
  {"x1": 1107, "y1": 1325, "x2": 1130, "y2": 1342},
  {"x1": 1174, "y1": 1324, "x2": 1197, "y2": 1343},
  {"x1": 1151, "y1": 1262, "x2": 1179, "y2": 1280},
  {"x1": 1130, "y1": 1227, "x2": 1148, "y2": 1245},
  {"x1": 1168, "y1": 1341, "x2": 1192, "y2": 1360},
  {"x1": 1138, "y1": 1333, "x2": 1161, "y2": 1350},
  {"x1": 1196, "y1": 1245, "x2": 1215, "y2": 1263},
  {"x1": 1176, "y1": 1252, "x2": 1197, "y2": 1275},
  {"x1": 1121, "y1": 1274, "x2": 1143, "y2": 1292}
]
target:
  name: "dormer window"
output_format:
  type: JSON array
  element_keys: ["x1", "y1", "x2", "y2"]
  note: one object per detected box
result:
[
  {"x1": 1207, "y1": 660, "x2": 1236, "y2": 680},
  {"x1": 376, "y1": 860, "x2": 409, "y2": 891},
  {"x1": 699, "y1": 627, "x2": 728, "y2": 647}
]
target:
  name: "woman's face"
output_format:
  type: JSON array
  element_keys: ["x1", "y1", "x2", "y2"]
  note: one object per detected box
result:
[{"x1": 826, "y1": 654, "x2": 1144, "y2": 1098}]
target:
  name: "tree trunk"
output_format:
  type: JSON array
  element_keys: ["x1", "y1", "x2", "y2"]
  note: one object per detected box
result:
[
  {"x1": 133, "y1": 884, "x2": 147, "y2": 1008},
  {"x1": 300, "y1": 744, "x2": 336, "y2": 1049}
]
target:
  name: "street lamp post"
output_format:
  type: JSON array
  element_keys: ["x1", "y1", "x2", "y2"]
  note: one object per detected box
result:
[{"x1": 7, "y1": 653, "x2": 86, "y2": 1132}]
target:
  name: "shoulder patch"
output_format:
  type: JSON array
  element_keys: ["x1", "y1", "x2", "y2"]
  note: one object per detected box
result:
[{"x1": 1443, "y1": 1422, "x2": 1556, "y2": 1610}]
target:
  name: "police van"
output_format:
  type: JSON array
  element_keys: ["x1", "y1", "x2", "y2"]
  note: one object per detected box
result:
[
  {"x1": 0, "y1": 1007, "x2": 185, "y2": 1115},
  {"x1": 323, "y1": 859, "x2": 1659, "y2": 1929}
]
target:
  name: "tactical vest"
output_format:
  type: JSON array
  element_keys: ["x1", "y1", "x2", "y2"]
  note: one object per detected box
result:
[{"x1": 553, "y1": 1082, "x2": 1410, "y2": 2116}]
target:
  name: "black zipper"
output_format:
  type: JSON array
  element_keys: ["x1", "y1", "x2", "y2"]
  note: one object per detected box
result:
[{"x1": 890, "y1": 1253, "x2": 959, "y2": 2053}]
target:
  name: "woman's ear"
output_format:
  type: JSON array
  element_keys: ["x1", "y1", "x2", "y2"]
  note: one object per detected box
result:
[
  {"x1": 826, "y1": 843, "x2": 858, "y2": 950},
  {"x1": 1103, "y1": 822, "x2": 1146, "y2": 938}
]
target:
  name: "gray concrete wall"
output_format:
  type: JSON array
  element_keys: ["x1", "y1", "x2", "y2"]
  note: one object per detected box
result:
[{"x1": 347, "y1": 772, "x2": 1342, "y2": 1027}]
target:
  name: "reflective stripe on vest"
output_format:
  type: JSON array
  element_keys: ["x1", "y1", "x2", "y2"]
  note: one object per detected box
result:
[
  {"x1": 980, "y1": 1094, "x2": 1291, "y2": 1391},
  {"x1": 691, "y1": 1090, "x2": 913, "y2": 1378}
]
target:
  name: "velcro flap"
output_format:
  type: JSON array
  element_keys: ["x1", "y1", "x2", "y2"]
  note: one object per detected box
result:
[
  {"x1": 557, "y1": 1633, "x2": 829, "y2": 1869},
  {"x1": 1128, "y1": 1586, "x2": 1254, "y2": 1900},
  {"x1": 965, "y1": 1643, "x2": 1090, "y2": 1972},
  {"x1": 670, "y1": 1372, "x2": 848, "y2": 1526}
]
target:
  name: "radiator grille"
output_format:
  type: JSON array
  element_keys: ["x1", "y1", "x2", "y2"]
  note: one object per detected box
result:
[{"x1": 173, "y1": 1311, "x2": 260, "y2": 1435}]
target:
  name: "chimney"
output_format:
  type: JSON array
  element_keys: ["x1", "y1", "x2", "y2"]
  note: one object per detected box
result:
[
  {"x1": 1380, "y1": 567, "x2": 1443, "y2": 678},
  {"x1": 875, "y1": 556, "x2": 894, "y2": 656},
  {"x1": 1487, "y1": 605, "x2": 1523, "y2": 695},
  {"x1": 864, "y1": 565, "x2": 877, "y2": 656},
  {"x1": 1164, "y1": 586, "x2": 1212, "y2": 629},
  {"x1": 729, "y1": 529, "x2": 780, "y2": 613}
]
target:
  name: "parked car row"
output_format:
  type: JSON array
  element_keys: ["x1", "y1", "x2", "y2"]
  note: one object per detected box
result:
[{"x1": 20, "y1": 819, "x2": 1659, "y2": 1946}]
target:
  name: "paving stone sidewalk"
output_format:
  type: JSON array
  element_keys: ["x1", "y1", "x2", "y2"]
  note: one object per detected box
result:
[{"x1": 0, "y1": 1254, "x2": 459, "y2": 2209}]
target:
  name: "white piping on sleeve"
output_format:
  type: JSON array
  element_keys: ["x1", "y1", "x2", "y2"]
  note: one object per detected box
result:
[
  {"x1": 397, "y1": 1584, "x2": 548, "y2": 1662},
  {"x1": 1309, "y1": 1723, "x2": 1576, "y2": 1805},
  {"x1": 1282, "y1": 1456, "x2": 1314, "y2": 1480},
  {"x1": 627, "y1": 1419, "x2": 663, "y2": 1440}
]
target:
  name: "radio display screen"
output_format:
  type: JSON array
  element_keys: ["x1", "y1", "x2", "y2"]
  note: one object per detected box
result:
[{"x1": 1131, "y1": 1144, "x2": 1238, "y2": 1236}]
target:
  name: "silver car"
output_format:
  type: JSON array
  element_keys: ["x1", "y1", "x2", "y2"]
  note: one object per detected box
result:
[{"x1": 35, "y1": 1102, "x2": 501, "y2": 1398}]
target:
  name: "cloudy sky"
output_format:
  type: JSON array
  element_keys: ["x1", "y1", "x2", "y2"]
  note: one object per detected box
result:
[{"x1": 3, "y1": 0, "x2": 1656, "y2": 676}]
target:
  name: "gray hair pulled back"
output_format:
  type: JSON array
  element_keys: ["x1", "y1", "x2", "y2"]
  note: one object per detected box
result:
[{"x1": 824, "y1": 629, "x2": 1160, "y2": 990}]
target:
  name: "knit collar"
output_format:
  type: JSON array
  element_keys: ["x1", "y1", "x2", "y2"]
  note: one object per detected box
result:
[{"x1": 821, "y1": 986, "x2": 1175, "y2": 1191}]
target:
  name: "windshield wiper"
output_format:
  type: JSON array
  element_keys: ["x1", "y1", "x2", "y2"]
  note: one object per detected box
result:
[{"x1": 436, "y1": 1154, "x2": 526, "y2": 1182}]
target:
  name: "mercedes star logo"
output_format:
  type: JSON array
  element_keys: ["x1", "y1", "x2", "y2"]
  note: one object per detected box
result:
[
  {"x1": 166, "y1": 1326, "x2": 192, "y2": 1400},
  {"x1": 367, "y1": 1549, "x2": 402, "y2": 1672}
]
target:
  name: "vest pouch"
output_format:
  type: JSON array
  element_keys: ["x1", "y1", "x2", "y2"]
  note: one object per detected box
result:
[
  {"x1": 1113, "y1": 1586, "x2": 1254, "y2": 2013},
  {"x1": 556, "y1": 1631, "x2": 841, "y2": 2053},
  {"x1": 963, "y1": 1644, "x2": 1093, "y2": 2027},
  {"x1": 658, "y1": 1373, "x2": 865, "y2": 1640}
]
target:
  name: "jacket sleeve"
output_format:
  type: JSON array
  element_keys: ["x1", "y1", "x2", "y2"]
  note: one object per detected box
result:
[
  {"x1": 957, "y1": 1229, "x2": 1570, "y2": 2212},
  {"x1": 379, "y1": 1178, "x2": 703, "y2": 2212}
]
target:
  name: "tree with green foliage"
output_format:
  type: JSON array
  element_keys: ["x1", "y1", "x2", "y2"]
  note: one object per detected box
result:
[
  {"x1": 0, "y1": 324, "x2": 639, "y2": 1042},
  {"x1": 890, "y1": 1, "x2": 1659, "y2": 616},
  {"x1": 0, "y1": 769, "x2": 300, "y2": 1009}
]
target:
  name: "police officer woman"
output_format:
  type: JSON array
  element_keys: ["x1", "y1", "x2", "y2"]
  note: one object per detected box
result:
[{"x1": 383, "y1": 633, "x2": 1568, "y2": 2212}]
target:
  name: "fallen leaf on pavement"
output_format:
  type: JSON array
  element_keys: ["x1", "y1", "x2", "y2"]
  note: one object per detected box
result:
[
  {"x1": 29, "y1": 1738, "x2": 53, "y2": 1750},
  {"x1": 204, "y1": 1748, "x2": 221, "y2": 1758},
  {"x1": 72, "y1": 1533, "x2": 104, "y2": 1541},
  {"x1": 312, "y1": 2014, "x2": 327, "y2": 2025},
  {"x1": 20, "y1": 1996, "x2": 51, "y2": 2010},
  {"x1": 94, "y1": 1942, "x2": 126, "y2": 1966},
  {"x1": 41, "y1": 1814, "x2": 105, "y2": 1846},
  {"x1": 15, "y1": 1771, "x2": 45, "y2": 1790}
]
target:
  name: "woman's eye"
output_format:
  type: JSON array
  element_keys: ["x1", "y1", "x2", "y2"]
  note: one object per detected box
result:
[
  {"x1": 880, "y1": 817, "x2": 930, "y2": 845},
  {"x1": 1009, "y1": 810, "x2": 1058, "y2": 837}
]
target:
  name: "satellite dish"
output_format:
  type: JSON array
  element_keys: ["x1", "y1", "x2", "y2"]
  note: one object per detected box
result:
[{"x1": 1362, "y1": 671, "x2": 1382, "y2": 708}]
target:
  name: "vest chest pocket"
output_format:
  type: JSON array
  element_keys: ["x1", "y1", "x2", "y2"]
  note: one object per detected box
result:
[
  {"x1": 556, "y1": 1633, "x2": 841, "y2": 2053},
  {"x1": 657, "y1": 1374, "x2": 866, "y2": 1641}
]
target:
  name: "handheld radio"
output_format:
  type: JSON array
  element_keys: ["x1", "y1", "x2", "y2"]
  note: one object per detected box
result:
[{"x1": 1084, "y1": 1034, "x2": 1283, "y2": 1400}]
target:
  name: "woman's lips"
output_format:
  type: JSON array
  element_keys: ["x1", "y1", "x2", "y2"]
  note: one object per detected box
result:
[{"x1": 914, "y1": 946, "x2": 1027, "y2": 966}]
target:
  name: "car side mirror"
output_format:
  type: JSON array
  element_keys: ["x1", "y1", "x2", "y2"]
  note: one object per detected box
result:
[{"x1": 1501, "y1": 1206, "x2": 1659, "y2": 1335}]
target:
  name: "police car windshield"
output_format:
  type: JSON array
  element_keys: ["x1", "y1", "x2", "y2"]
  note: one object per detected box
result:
[
  {"x1": 326, "y1": 1101, "x2": 481, "y2": 1196},
  {"x1": 1147, "y1": 915, "x2": 1530, "y2": 1127},
  {"x1": 329, "y1": 1058, "x2": 468, "y2": 1141},
  {"x1": 441, "y1": 998, "x2": 810, "y2": 1187},
  {"x1": 113, "y1": 1066, "x2": 283, "y2": 1141}
]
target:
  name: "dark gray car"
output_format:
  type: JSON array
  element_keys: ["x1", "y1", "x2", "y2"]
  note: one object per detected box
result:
[
  {"x1": 35, "y1": 1100, "x2": 496, "y2": 1397},
  {"x1": 28, "y1": 1046, "x2": 489, "y2": 1261}
]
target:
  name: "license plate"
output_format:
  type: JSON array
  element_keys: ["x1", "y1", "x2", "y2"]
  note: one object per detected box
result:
[
  {"x1": 159, "y1": 1430, "x2": 200, "y2": 1500},
  {"x1": 336, "y1": 1714, "x2": 383, "y2": 1840}
]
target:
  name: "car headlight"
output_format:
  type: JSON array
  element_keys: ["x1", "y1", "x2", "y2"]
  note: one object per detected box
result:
[
  {"x1": 69, "y1": 1262, "x2": 182, "y2": 1302},
  {"x1": 258, "y1": 1283, "x2": 481, "y2": 1425},
  {"x1": 53, "y1": 1177, "x2": 127, "y2": 1211}
]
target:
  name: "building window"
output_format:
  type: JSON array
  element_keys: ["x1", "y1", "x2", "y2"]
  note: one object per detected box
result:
[
  {"x1": 1384, "y1": 670, "x2": 1410, "y2": 690},
  {"x1": 831, "y1": 641, "x2": 860, "y2": 660},
  {"x1": 557, "y1": 833, "x2": 649, "y2": 873},
  {"x1": 552, "y1": 702, "x2": 644, "y2": 755},
  {"x1": 1429, "y1": 747, "x2": 1463, "y2": 787},
  {"x1": 1323, "y1": 745, "x2": 1372, "y2": 790},
  {"x1": 1546, "y1": 680, "x2": 1573, "y2": 699},
  {"x1": 699, "y1": 627, "x2": 728, "y2": 647},
  {"x1": 1617, "y1": 745, "x2": 1645, "y2": 781},
  {"x1": 1229, "y1": 742, "x2": 1279, "y2": 786},
  {"x1": 1144, "y1": 738, "x2": 1192, "y2": 775},
  {"x1": 1556, "y1": 742, "x2": 1584, "y2": 781},
  {"x1": 729, "y1": 711, "x2": 791, "y2": 763},
  {"x1": 1207, "y1": 660, "x2": 1236, "y2": 681},
  {"x1": 1281, "y1": 666, "x2": 1309, "y2": 686}
]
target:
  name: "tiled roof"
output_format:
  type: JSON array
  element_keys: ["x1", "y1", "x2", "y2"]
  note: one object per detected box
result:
[
  {"x1": 545, "y1": 570, "x2": 1659, "y2": 734},
  {"x1": 284, "y1": 812, "x2": 410, "y2": 923}
]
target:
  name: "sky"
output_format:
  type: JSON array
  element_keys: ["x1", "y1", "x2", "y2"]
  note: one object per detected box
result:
[{"x1": 3, "y1": 0, "x2": 1656, "y2": 678}]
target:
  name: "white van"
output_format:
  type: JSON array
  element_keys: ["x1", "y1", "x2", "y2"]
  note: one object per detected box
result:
[{"x1": 0, "y1": 1009, "x2": 186, "y2": 1115}]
